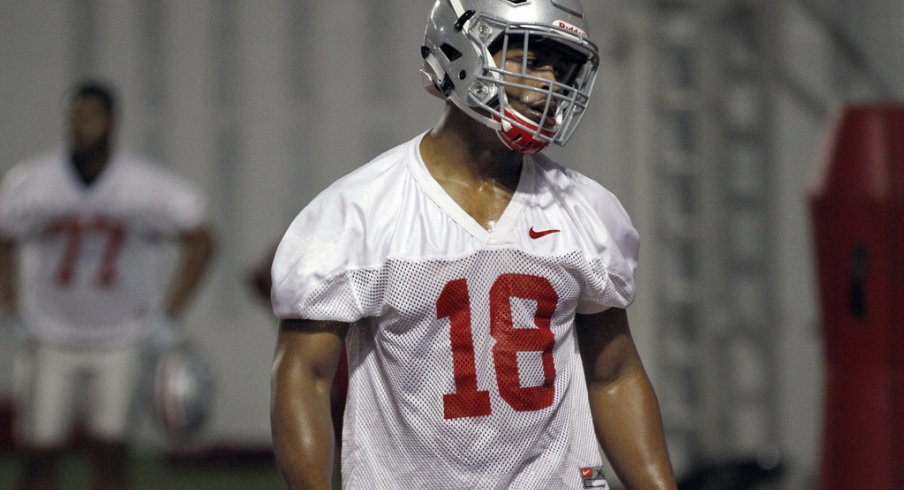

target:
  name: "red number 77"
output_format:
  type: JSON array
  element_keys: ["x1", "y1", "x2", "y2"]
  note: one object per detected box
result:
[
  {"x1": 437, "y1": 273, "x2": 558, "y2": 420},
  {"x1": 46, "y1": 217, "x2": 126, "y2": 288}
]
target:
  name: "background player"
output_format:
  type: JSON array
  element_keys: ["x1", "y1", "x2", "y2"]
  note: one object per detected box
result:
[
  {"x1": 271, "y1": 1, "x2": 676, "y2": 488},
  {"x1": 0, "y1": 80, "x2": 214, "y2": 490}
]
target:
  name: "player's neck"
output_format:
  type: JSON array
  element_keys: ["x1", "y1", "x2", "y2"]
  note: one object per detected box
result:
[
  {"x1": 422, "y1": 105, "x2": 523, "y2": 192},
  {"x1": 421, "y1": 107, "x2": 525, "y2": 231},
  {"x1": 71, "y1": 146, "x2": 111, "y2": 186}
]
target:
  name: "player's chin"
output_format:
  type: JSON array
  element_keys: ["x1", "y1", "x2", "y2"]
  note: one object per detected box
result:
[{"x1": 71, "y1": 139, "x2": 105, "y2": 157}]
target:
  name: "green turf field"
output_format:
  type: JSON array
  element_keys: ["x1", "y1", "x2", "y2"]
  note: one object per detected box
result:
[{"x1": 0, "y1": 451, "x2": 286, "y2": 490}]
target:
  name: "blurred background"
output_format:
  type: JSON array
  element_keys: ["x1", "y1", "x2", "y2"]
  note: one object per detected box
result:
[{"x1": 0, "y1": 0, "x2": 902, "y2": 489}]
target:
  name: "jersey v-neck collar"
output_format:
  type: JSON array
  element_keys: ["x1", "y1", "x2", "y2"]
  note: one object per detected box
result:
[{"x1": 408, "y1": 132, "x2": 535, "y2": 244}]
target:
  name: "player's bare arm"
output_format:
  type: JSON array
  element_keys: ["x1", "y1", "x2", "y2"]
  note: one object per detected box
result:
[
  {"x1": 271, "y1": 319, "x2": 348, "y2": 490},
  {"x1": 0, "y1": 236, "x2": 17, "y2": 315},
  {"x1": 0, "y1": 173, "x2": 16, "y2": 316},
  {"x1": 164, "y1": 226, "x2": 215, "y2": 317},
  {"x1": 576, "y1": 308, "x2": 677, "y2": 490}
]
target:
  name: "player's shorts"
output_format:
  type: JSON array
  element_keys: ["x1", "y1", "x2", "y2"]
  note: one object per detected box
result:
[{"x1": 14, "y1": 341, "x2": 142, "y2": 447}]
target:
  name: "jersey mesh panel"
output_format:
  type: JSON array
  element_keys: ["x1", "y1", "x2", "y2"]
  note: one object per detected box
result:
[{"x1": 301, "y1": 248, "x2": 624, "y2": 489}]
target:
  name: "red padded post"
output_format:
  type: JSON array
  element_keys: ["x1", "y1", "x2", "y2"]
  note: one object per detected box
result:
[{"x1": 808, "y1": 104, "x2": 904, "y2": 490}]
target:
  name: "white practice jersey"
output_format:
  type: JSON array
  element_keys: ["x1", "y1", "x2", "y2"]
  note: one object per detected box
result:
[
  {"x1": 272, "y1": 133, "x2": 638, "y2": 489},
  {"x1": 0, "y1": 150, "x2": 206, "y2": 348}
]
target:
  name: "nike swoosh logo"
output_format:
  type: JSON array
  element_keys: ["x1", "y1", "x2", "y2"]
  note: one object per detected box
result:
[{"x1": 529, "y1": 227, "x2": 560, "y2": 239}]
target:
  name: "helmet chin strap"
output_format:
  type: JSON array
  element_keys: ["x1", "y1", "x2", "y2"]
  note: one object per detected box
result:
[
  {"x1": 497, "y1": 130, "x2": 549, "y2": 155},
  {"x1": 495, "y1": 107, "x2": 553, "y2": 155}
]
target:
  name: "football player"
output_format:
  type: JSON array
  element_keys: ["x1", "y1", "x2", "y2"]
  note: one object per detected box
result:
[
  {"x1": 0, "y1": 81, "x2": 214, "y2": 490},
  {"x1": 270, "y1": 1, "x2": 676, "y2": 488}
]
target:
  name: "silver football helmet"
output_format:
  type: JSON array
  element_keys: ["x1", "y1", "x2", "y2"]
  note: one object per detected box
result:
[
  {"x1": 422, "y1": 0, "x2": 600, "y2": 154},
  {"x1": 150, "y1": 345, "x2": 214, "y2": 444},
  {"x1": 142, "y1": 324, "x2": 215, "y2": 445}
]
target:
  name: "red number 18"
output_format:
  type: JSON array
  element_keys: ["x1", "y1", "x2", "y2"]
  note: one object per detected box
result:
[{"x1": 437, "y1": 273, "x2": 558, "y2": 420}]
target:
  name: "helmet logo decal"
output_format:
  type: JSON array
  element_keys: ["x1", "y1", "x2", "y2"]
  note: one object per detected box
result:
[{"x1": 554, "y1": 20, "x2": 586, "y2": 38}]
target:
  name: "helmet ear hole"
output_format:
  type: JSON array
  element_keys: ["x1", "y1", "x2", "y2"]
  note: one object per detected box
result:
[{"x1": 440, "y1": 43, "x2": 463, "y2": 62}]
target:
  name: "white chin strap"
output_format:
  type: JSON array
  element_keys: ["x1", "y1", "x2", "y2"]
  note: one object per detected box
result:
[{"x1": 449, "y1": 0, "x2": 467, "y2": 18}]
